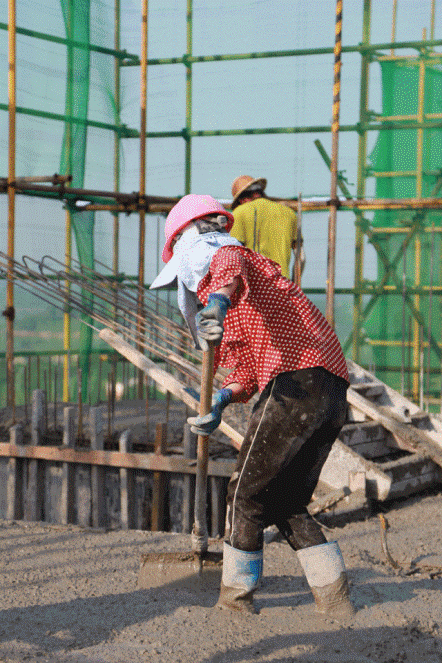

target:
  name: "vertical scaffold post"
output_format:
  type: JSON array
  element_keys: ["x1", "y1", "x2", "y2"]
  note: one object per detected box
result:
[
  {"x1": 326, "y1": 0, "x2": 343, "y2": 328},
  {"x1": 113, "y1": 0, "x2": 121, "y2": 284},
  {"x1": 294, "y1": 193, "x2": 303, "y2": 287},
  {"x1": 137, "y1": 0, "x2": 148, "y2": 398},
  {"x1": 184, "y1": 0, "x2": 193, "y2": 194},
  {"x1": 6, "y1": 0, "x2": 16, "y2": 409},
  {"x1": 63, "y1": 0, "x2": 74, "y2": 404},
  {"x1": 353, "y1": 0, "x2": 371, "y2": 362}
]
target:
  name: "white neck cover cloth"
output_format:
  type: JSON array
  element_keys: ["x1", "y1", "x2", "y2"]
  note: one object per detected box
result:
[{"x1": 150, "y1": 226, "x2": 242, "y2": 348}]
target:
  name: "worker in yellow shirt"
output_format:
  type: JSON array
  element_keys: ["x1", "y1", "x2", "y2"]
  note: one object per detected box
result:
[{"x1": 230, "y1": 175, "x2": 304, "y2": 280}]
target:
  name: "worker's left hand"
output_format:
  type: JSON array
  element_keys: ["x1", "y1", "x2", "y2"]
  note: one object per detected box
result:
[
  {"x1": 187, "y1": 388, "x2": 233, "y2": 436},
  {"x1": 196, "y1": 293, "x2": 231, "y2": 351}
]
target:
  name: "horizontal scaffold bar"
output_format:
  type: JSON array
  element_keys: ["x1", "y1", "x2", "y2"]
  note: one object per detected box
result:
[
  {"x1": 0, "y1": 22, "x2": 139, "y2": 62},
  {"x1": 144, "y1": 120, "x2": 442, "y2": 140},
  {"x1": 370, "y1": 226, "x2": 442, "y2": 233},
  {"x1": 135, "y1": 38, "x2": 442, "y2": 67},
  {"x1": 297, "y1": 197, "x2": 442, "y2": 212},
  {"x1": 367, "y1": 339, "x2": 442, "y2": 348},
  {"x1": 0, "y1": 178, "x2": 179, "y2": 208},
  {"x1": 0, "y1": 103, "x2": 137, "y2": 135},
  {"x1": 1, "y1": 180, "x2": 442, "y2": 217},
  {"x1": 1, "y1": 107, "x2": 441, "y2": 141},
  {"x1": 3, "y1": 22, "x2": 440, "y2": 69}
]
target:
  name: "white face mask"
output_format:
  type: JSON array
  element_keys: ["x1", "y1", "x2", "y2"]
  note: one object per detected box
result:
[
  {"x1": 150, "y1": 222, "x2": 241, "y2": 348},
  {"x1": 174, "y1": 227, "x2": 240, "y2": 293}
]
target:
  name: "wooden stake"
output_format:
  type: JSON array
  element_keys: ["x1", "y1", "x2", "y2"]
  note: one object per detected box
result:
[
  {"x1": 119, "y1": 429, "x2": 134, "y2": 529},
  {"x1": 151, "y1": 422, "x2": 167, "y2": 531},
  {"x1": 60, "y1": 406, "x2": 76, "y2": 525},
  {"x1": 90, "y1": 407, "x2": 106, "y2": 528}
]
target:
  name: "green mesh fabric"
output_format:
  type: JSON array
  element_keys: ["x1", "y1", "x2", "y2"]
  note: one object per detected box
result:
[
  {"x1": 366, "y1": 60, "x2": 442, "y2": 396},
  {"x1": 60, "y1": 0, "x2": 94, "y2": 402}
]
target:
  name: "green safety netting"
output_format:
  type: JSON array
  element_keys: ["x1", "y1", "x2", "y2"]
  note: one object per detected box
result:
[
  {"x1": 59, "y1": 0, "x2": 96, "y2": 402},
  {"x1": 366, "y1": 60, "x2": 442, "y2": 397}
]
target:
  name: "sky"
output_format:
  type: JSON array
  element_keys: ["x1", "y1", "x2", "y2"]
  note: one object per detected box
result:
[{"x1": 0, "y1": 0, "x2": 441, "y2": 301}]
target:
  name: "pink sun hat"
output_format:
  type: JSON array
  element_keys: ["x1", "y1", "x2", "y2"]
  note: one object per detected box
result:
[{"x1": 162, "y1": 194, "x2": 234, "y2": 263}]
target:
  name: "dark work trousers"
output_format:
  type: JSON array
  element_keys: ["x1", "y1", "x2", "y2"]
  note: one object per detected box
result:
[{"x1": 225, "y1": 367, "x2": 348, "y2": 553}]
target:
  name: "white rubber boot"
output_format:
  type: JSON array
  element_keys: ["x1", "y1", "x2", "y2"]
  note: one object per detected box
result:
[
  {"x1": 217, "y1": 542, "x2": 263, "y2": 614},
  {"x1": 297, "y1": 541, "x2": 355, "y2": 619}
]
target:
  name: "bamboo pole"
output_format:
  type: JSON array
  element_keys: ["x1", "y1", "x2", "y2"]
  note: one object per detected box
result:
[
  {"x1": 6, "y1": 0, "x2": 16, "y2": 410},
  {"x1": 113, "y1": 0, "x2": 121, "y2": 280},
  {"x1": 426, "y1": 223, "x2": 435, "y2": 410},
  {"x1": 401, "y1": 243, "x2": 407, "y2": 395},
  {"x1": 63, "y1": 0, "x2": 74, "y2": 403},
  {"x1": 137, "y1": 0, "x2": 148, "y2": 398},
  {"x1": 326, "y1": 0, "x2": 343, "y2": 328},
  {"x1": 12, "y1": 175, "x2": 71, "y2": 184},
  {"x1": 353, "y1": 0, "x2": 371, "y2": 362},
  {"x1": 63, "y1": 208, "x2": 72, "y2": 403},
  {"x1": 294, "y1": 194, "x2": 303, "y2": 286},
  {"x1": 413, "y1": 32, "x2": 426, "y2": 400},
  {"x1": 139, "y1": 37, "x2": 442, "y2": 66},
  {"x1": 41, "y1": 195, "x2": 442, "y2": 216},
  {"x1": 390, "y1": 0, "x2": 397, "y2": 56},
  {"x1": 430, "y1": 0, "x2": 436, "y2": 41},
  {"x1": 185, "y1": 0, "x2": 193, "y2": 194}
]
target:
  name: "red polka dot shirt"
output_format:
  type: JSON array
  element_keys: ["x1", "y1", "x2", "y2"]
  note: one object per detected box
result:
[{"x1": 197, "y1": 246, "x2": 349, "y2": 403}]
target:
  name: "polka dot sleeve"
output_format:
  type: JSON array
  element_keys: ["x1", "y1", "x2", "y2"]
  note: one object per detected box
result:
[{"x1": 198, "y1": 245, "x2": 349, "y2": 403}]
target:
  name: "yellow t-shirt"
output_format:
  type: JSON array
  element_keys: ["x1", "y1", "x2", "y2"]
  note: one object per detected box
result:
[{"x1": 231, "y1": 197, "x2": 297, "y2": 278}]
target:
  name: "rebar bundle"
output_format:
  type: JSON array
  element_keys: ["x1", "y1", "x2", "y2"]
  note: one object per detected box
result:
[
  {"x1": 0, "y1": 252, "x2": 256, "y2": 433},
  {"x1": 0, "y1": 252, "x2": 211, "y2": 385}
]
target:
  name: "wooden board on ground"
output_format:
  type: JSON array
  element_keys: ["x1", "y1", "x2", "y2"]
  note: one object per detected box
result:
[
  {"x1": 99, "y1": 328, "x2": 243, "y2": 449},
  {"x1": 347, "y1": 365, "x2": 442, "y2": 468}
]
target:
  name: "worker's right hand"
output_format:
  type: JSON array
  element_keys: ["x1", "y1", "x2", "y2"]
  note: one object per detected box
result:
[
  {"x1": 196, "y1": 293, "x2": 231, "y2": 351},
  {"x1": 187, "y1": 388, "x2": 233, "y2": 436}
]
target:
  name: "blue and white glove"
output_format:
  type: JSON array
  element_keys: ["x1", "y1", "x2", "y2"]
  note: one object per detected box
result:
[
  {"x1": 187, "y1": 388, "x2": 233, "y2": 436},
  {"x1": 196, "y1": 293, "x2": 231, "y2": 351}
]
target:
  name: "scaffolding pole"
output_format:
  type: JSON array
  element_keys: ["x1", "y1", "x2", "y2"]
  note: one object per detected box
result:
[
  {"x1": 113, "y1": 0, "x2": 121, "y2": 278},
  {"x1": 412, "y1": 31, "x2": 427, "y2": 401},
  {"x1": 137, "y1": 0, "x2": 148, "y2": 398},
  {"x1": 6, "y1": 0, "x2": 16, "y2": 409},
  {"x1": 63, "y1": 0, "x2": 74, "y2": 403},
  {"x1": 185, "y1": 0, "x2": 193, "y2": 194},
  {"x1": 353, "y1": 0, "x2": 371, "y2": 363},
  {"x1": 326, "y1": 0, "x2": 343, "y2": 328}
]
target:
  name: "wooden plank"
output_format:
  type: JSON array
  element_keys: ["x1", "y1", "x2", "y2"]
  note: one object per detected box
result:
[
  {"x1": 346, "y1": 406, "x2": 369, "y2": 423},
  {"x1": 151, "y1": 422, "x2": 167, "y2": 531},
  {"x1": 348, "y1": 361, "x2": 442, "y2": 433},
  {"x1": 99, "y1": 328, "x2": 243, "y2": 449},
  {"x1": 351, "y1": 382, "x2": 385, "y2": 399},
  {"x1": 0, "y1": 443, "x2": 236, "y2": 477},
  {"x1": 308, "y1": 486, "x2": 350, "y2": 515},
  {"x1": 347, "y1": 387, "x2": 442, "y2": 466}
]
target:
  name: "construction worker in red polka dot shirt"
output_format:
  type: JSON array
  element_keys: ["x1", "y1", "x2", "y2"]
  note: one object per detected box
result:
[{"x1": 151, "y1": 194, "x2": 354, "y2": 619}]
